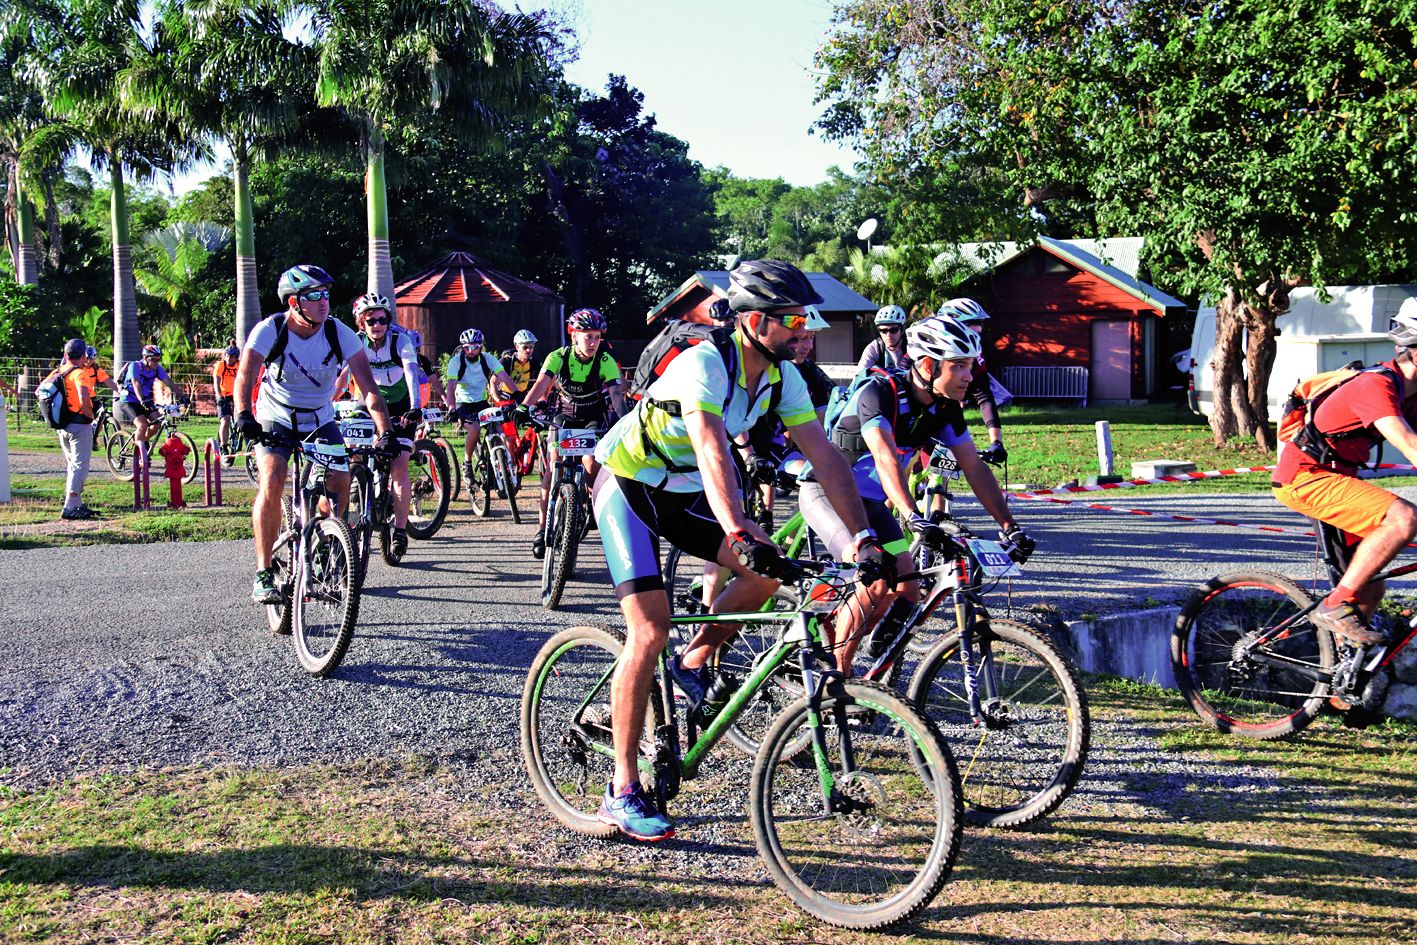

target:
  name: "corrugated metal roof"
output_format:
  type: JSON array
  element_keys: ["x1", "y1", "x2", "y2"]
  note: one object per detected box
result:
[
  {"x1": 394, "y1": 251, "x2": 560, "y2": 306},
  {"x1": 649, "y1": 271, "x2": 876, "y2": 323},
  {"x1": 1039, "y1": 237, "x2": 1185, "y2": 314}
]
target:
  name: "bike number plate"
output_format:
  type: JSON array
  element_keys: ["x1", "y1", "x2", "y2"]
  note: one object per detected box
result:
[
  {"x1": 558, "y1": 429, "x2": 597, "y2": 456},
  {"x1": 421, "y1": 406, "x2": 445, "y2": 423},
  {"x1": 929, "y1": 447, "x2": 962, "y2": 478},
  {"x1": 477, "y1": 406, "x2": 506, "y2": 425},
  {"x1": 967, "y1": 539, "x2": 1022, "y2": 578},
  {"x1": 306, "y1": 440, "x2": 350, "y2": 472},
  {"x1": 339, "y1": 419, "x2": 376, "y2": 446},
  {"x1": 162, "y1": 403, "x2": 183, "y2": 417}
]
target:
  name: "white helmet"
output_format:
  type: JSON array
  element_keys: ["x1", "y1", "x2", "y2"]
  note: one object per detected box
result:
[
  {"x1": 939, "y1": 297, "x2": 989, "y2": 324},
  {"x1": 1392, "y1": 297, "x2": 1417, "y2": 347},
  {"x1": 803, "y1": 305, "x2": 830, "y2": 331},
  {"x1": 874, "y1": 304, "x2": 907, "y2": 326},
  {"x1": 906, "y1": 315, "x2": 981, "y2": 362},
  {"x1": 352, "y1": 292, "x2": 392, "y2": 320}
]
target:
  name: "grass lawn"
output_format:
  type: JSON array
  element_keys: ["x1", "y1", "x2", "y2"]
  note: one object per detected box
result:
[{"x1": 1, "y1": 681, "x2": 1412, "y2": 944}]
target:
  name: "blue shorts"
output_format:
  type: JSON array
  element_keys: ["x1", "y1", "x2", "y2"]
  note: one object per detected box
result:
[{"x1": 592, "y1": 470, "x2": 732, "y2": 598}]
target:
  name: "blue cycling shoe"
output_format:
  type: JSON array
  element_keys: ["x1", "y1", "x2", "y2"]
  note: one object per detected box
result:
[
  {"x1": 669, "y1": 654, "x2": 711, "y2": 711},
  {"x1": 598, "y1": 782, "x2": 674, "y2": 841}
]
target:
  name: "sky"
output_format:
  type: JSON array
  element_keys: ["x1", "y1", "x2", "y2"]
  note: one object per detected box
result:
[{"x1": 159, "y1": 0, "x2": 859, "y2": 195}]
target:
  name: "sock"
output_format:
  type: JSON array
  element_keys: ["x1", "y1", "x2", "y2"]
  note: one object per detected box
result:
[{"x1": 1324, "y1": 584, "x2": 1362, "y2": 608}]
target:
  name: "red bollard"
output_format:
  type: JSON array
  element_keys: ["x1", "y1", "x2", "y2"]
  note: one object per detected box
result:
[
  {"x1": 133, "y1": 441, "x2": 151, "y2": 510},
  {"x1": 203, "y1": 438, "x2": 223, "y2": 506}
]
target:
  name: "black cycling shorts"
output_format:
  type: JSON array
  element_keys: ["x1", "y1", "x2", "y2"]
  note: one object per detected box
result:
[
  {"x1": 451, "y1": 401, "x2": 490, "y2": 425},
  {"x1": 216, "y1": 395, "x2": 234, "y2": 419}
]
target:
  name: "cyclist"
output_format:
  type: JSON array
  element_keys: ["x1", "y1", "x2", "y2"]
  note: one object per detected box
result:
[
  {"x1": 79, "y1": 345, "x2": 120, "y2": 400},
  {"x1": 342, "y1": 293, "x2": 422, "y2": 563},
  {"x1": 592, "y1": 259, "x2": 885, "y2": 841},
  {"x1": 521, "y1": 308, "x2": 624, "y2": 559},
  {"x1": 116, "y1": 344, "x2": 173, "y2": 448},
  {"x1": 497, "y1": 329, "x2": 539, "y2": 404},
  {"x1": 798, "y1": 314, "x2": 1035, "y2": 673},
  {"x1": 443, "y1": 328, "x2": 515, "y2": 483},
  {"x1": 211, "y1": 345, "x2": 241, "y2": 456},
  {"x1": 1270, "y1": 301, "x2": 1417, "y2": 646},
  {"x1": 235, "y1": 264, "x2": 395, "y2": 605},
  {"x1": 856, "y1": 304, "x2": 911, "y2": 373},
  {"x1": 51, "y1": 338, "x2": 98, "y2": 520},
  {"x1": 940, "y1": 297, "x2": 1007, "y2": 463}
]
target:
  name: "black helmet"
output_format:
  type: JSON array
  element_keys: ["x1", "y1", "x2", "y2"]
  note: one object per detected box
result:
[
  {"x1": 708, "y1": 297, "x2": 732, "y2": 322},
  {"x1": 727, "y1": 259, "x2": 824, "y2": 314}
]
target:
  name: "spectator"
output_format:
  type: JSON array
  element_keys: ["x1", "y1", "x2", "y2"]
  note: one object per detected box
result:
[{"x1": 52, "y1": 338, "x2": 98, "y2": 520}]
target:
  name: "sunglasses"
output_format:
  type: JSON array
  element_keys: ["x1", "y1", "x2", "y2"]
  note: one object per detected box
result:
[
  {"x1": 766, "y1": 312, "x2": 810, "y2": 331},
  {"x1": 299, "y1": 289, "x2": 331, "y2": 301},
  {"x1": 879, "y1": 326, "x2": 902, "y2": 335},
  {"x1": 364, "y1": 316, "x2": 390, "y2": 326}
]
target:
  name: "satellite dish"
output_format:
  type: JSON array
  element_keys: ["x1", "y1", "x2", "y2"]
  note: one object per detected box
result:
[{"x1": 856, "y1": 218, "x2": 879, "y2": 242}]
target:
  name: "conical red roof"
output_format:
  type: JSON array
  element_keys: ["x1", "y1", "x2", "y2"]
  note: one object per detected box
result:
[{"x1": 394, "y1": 252, "x2": 560, "y2": 305}]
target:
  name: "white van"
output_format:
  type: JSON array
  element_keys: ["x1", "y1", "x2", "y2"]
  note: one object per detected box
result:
[{"x1": 1189, "y1": 285, "x2": 1417, "y2": 420}]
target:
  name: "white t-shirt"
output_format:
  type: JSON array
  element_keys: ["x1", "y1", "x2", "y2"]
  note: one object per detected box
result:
[{"x1": 247, "y1": 314, "x2": 362, "y2": 425}]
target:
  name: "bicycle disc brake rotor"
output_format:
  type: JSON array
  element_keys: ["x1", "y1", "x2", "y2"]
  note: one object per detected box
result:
[
  {"x1": 833, "y1": 771, "x2": 886, "y2": 836},
  {"x1": 977, "y1": 697, "x2": 1015, "y2": 731}
]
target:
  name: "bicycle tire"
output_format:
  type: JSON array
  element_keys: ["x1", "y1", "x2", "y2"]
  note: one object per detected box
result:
[
  {"x1": 496, "y1": 446, "x2": 521, "y2": 523},
  {"x1": 1171, "y1": 571, "x2": 1335, "y2": 739},
  {"x1": 750, "y1": 679, "x2": 962, "y2": 929},
  {"x1": 908, "y1": 618, "x2": 1090, "y2": 828},
  {"x1": 521, "y1": 624, "x2": 664, "y2": 837},
  {"x1": 344, "y1": 463, "x2": 373, "y2": 588},
  {"x1": 292, "y1": 516, "x2": 359, "y2": 677},
  {"x1": 433, "y1": 436, "x2": 461, "y2": 502},
  {"x1": 542, "y1": 481, "x2": 581, "y2": 610},
  {"x1": 244, "y1": 449, "x2": 260, "y2": 486},
  {"x1": 407, "y1": 438, "x2": 451, "y2": 539},
  {"x1": 265, "y1": 541, "x2": 293, "y2": 636},
  {"x1": 176, "y1": 430, "x2": 200, "y2": 484},
  {"x1": 469, "y1": 447, "x2": 492, "y2": 517},
  {"x1": 106, "y1": 430, "x2": 135, "y2": 481}
]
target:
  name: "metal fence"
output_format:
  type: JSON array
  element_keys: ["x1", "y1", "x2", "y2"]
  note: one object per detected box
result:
[
  {"x1": 1, "y1": 356, "x2": 224, "y2": 428},
  {"x1": 1000, "y1": 366, "x2": 1090, "y2": 405}
]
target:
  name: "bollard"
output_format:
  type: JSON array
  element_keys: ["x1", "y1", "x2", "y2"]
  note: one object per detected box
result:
[
  {"x1": 0, "y1": 395, "x2": 9, "y2": 503},
  {"x1": 1095, "y1": 421, "x2": 1114, "y2": 477},
  {"x1": 133, "y1": 441, "x2": 151, "y2": 510},
  {"x1": 203, "y1": 438, "x2": 223, "y2": 506}
]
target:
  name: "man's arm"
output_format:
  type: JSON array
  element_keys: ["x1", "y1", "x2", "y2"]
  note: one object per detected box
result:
[
  {"x1": 1373, "y1": 415, "x2": 1417, "y2": 466},
  {"x1": 346, "y1": 351, "x2": 392, "y2": 433},
  {"x1": 210, "y1": 363, "x2": 221, "y2": 402},
  {"x1": 234, "y1": 350, "x2": 263, "y2": 417},
  {"x1": 862, "y1": 424, "x2": 918, "y2": 517},
  {"x1": 788, "y1": 419, "x2": 871, "y2": 539},
  {"x1": 856, "y1": 340, "x2": 878, "y2": 374},
  {"x1": 522, "y1": 372, "x2": 554, "y2": 409},
  {"x1": 953, "y1": 438, "x2": 1017, "y2": 529},
  {"x1": 684, "y1": 409, "x2": 766, "y2": 542}
]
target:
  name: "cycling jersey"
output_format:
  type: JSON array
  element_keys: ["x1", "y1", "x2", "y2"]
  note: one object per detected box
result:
[
  {"x1": 120, "y1": 362, "x2": 172, "y2": 404},
  {"x1": 444, "y1": 350, "x2": 505, "y2": 403},
  {"x1": 597, "y1": 332, "x2": 815, "y2": 493},
  {"x1": 829, "y1": 374, "x2": 971, "y2": 503},
  {"x1": 358, "y1": 328, "x2": 420, "y2": 410},
  {"x1": 540, "y1": 347, "x2": 621, "y2": 417},
  {"x1": 1273, "y1": 361, "x2": 1416, "y2": 484},
  {"x1": 504, "y1": 354, "x2": 535, "y2": 396},
  {"x1": 246, "y1": 313, "x2": 361, "y2": 428},
  {"x1": 856, "y1": 338, "x2": 911, "y2": 374},
  {"x1": 213, "y1": 360, "x2": 238, "y2": 398}
]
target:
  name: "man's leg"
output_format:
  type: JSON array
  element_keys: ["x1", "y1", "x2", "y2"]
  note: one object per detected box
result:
[
  {"x1": 253, "y1": 451, "x2": 290, "y2": 570},
  {"x1": 1332, "y1": 498, "x2": 1416, "y2": 609},
  {"x1": 678, "y1": 540, "x2": 779, "y2": 671},
  {"x1": 610, "y1": 588, "x2": 670, "y2": 794}
]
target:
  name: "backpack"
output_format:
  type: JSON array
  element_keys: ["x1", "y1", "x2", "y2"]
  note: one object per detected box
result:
[
  {"x1": 262, "y1": 313, "x2": 343, "y2": 376},
  {"x1": 1278, "y1": 361, "x2": 1401, "y2": 466},
  {"x1": 36, "y1": 366, "x2": 77, "y2": 429},
  {"x1": 822, "y1": 367, "x2": 913, "y2": 455},
  {"x1": 631, "y1": 319, "x2": 724, "y2": 399}
]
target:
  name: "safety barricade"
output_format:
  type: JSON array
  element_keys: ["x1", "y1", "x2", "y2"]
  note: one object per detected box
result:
[{"x1": 204, "y1": 438, "x2": 223, "y2": 506}]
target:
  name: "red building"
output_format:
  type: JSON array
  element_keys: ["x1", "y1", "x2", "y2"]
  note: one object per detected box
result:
[
  {"x1": 394, "y1": 252, "x2": 564, "y2": 359},
  {"x1": 949, "y1": 237, "x2": 1185, "y2": 403}
]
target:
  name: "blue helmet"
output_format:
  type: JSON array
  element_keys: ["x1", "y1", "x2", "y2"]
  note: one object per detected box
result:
[{"x1": 277, "y1": 264, "x2": 334, "y2": 302}]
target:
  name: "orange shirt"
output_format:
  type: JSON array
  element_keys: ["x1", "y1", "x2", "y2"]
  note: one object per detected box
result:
[
  {"x1": 59, "y1": 366, "x2": 94, "y2": 420},
  {"x1": 213, "y1": 360, "x2": 239, "y2": 398}
]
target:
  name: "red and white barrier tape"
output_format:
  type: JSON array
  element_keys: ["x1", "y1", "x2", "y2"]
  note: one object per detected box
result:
[
  {"x1": 1016, "y1": 465, "x2": 1276, "y2": 497},
  {"x1": 1007, "y1": 491, "x2": 1317, "y2": 537}
]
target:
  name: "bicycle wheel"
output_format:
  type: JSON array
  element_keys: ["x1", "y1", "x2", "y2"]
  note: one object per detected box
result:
[
  {"x1": 292, "y1": 516, "x2": 359, "y2": 677},
  {"x1": 344, "y1": 464, "x2": 373, "y2": 588},
  {"x1": 434, "y1": 436, "x2": 461, "y2": 502},
  {"x1": 106, "y1": 430, "x2": 135, "y2": 481},
  {"x1": 174, "y1": 430, "x2": 200, "y2": 484},
  {"x1": 407, "y1": 439, "x2": 451, "y2": 539},
  {"x1": 1172, "y1": 571, "x2": 1335, "y2": 739},
  {"x1": 469, "y1": 448, "x2": 492, "y2": 517},
  {"x1": 244, "y1": 448, "x2": 260, "y2": 485},
  {"x1": 750, "y1": 679, "x2": 962, "y2": 929},
  {"x1": 265, "y1": 539, "x2": 294, "y2": 636},
  {"x1": 495, "y1": 446, "x2": 521, "y2": 524},
  {"x1": 542, "y1": 481, "x2": 582, "y2": 610},
  {"x1": 908, "y1": 618, "x2": 1089, "y2": 828},
  {"x1": 521, "y1": 625, "x2": 664, "y2": 837}
]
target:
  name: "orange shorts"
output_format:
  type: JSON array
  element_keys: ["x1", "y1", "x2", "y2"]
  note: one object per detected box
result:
[{"x1": 1272, "y1": 468, "x2": 1402, "y2": 541}]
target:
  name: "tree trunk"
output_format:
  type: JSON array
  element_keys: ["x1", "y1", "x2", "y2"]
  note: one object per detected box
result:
[
  {"x1": 233, "y1": 150, "x2": 260, "y2": 345},
  {"x1": 1243, "y1": 304, "x2": 1278, "y2": 451},
  {"x1": 365, "y1": 127, "x2": 396, "y2": 309},
  {"x1": 1208, "y1": 286, "x2": 1245, "y2": 446},
  {"x1": 41, "y1": 167, "x2": 62, "y2": 270},
  {"x1": 14, "y1": 177, "x2": 39, "y2": 285},
  {"x1": 110, "y1": 157, "x2": 140, "y2": 374}
]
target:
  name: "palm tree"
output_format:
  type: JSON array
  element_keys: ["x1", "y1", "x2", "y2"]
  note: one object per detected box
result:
[
  {"x1": 308, "y1": 0, "x2": 548, "y2": 304},
  {"x1": 134, "y1": 221, "x2": 232, "y2": 323},
  {"x1": 124, "y1": 1, "x2": 332, "y2": 343},
  {"x1": 15, "y1": 0, "x2": 208, "y2": 371},
  {"x1": 0, "y1": 32, "x2": 46, "y2": 284}
]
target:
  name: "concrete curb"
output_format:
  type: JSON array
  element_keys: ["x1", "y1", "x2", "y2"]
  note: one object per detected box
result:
[{"x1": 1067, "y1": 606, "x2": 1417, "y2": 722}]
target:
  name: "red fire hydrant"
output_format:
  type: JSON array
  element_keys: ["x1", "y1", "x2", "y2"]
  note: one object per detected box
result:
[{"x1": 158, "y1": 433, "x2": 190, "y2": 509}]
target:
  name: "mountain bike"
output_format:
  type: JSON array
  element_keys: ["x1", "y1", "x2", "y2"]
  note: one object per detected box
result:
[
  {"x1": 405, "y1": 411, "x2": 451, "y2": 540},
  {"x1": 521, "y1": 555, "x2": 963, "y2": 930},
  {"x1": 415, "y1": 404, "x2": 461, "y2": 504},
  {"x1": 463, "y1": 401, "x2": 521, "y2": 522},
  {"x1": 538, "y1": 422, "x2": 599, "y2": 610},
  {"x1": 1172, "y1": 520, "x2": 1417, "y2": 739},
  {"x1": 253, "y1": 428, "x2": 360, "y2": 677},
  {"x1": 107, "y1": 400, "x2": 200, "y2": 483},
  {"x1": 90, "y1": 400, "x2": 120, "y2": 455},
  {"x1": 338, "y1": 411, "x2": 398, "y2": 584}
]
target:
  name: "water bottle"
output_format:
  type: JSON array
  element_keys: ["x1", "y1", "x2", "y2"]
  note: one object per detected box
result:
[{"x1": 695, "y1": 671, "x2": 740, "y2": 725}]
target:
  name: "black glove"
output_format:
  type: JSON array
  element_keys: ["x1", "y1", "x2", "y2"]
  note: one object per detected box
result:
[
  {"x1": 514, "y1": 403, "x2": 531, "y2": 424},
  {"x1": 750, "y1": 457, "x2": 778, "y2": 486},
  {"x1": 374, "y1": 430, "x2": 398, "y2": 456},
  {"x1": 980, "y1": 441, "x2": 1007, "y2": 466},
  {"x1": 237, "y1": 411, "x2": 263, "y2": 445},
  {"x1": 730, "y1": 530, "x2": 785, "y2": 579},
  {"x1": 909, "y1": 514, "x2": 963, "y2": 549},
  {"x1": 403, "y1": 408, "x2": 423, "y2": 426},
  {"x1": 853, "y1": 536, "x2": 896, "y2": 587},
  {"x1": 140, "y1": 400, "x2": 155, "y2": 415},
  {"x1": 1000, "y1": 524, "x2": 1035, "y2": 564}
]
